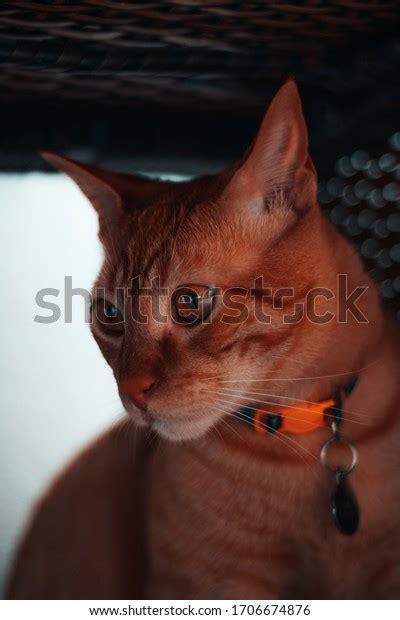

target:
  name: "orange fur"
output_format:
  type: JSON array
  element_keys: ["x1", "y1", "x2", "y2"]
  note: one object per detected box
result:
[{"x1": 7, "y1": 81, "x2": 400, "y2": 599}]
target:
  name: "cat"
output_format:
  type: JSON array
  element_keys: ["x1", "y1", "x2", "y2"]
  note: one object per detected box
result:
[{"x1": 6, "y1": 81, "x2": 400, "y2": 599}]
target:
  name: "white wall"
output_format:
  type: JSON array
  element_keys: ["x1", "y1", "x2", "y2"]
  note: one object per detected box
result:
[{"x1": 0, "y1": 173, "x2": 123, "y2": 595}]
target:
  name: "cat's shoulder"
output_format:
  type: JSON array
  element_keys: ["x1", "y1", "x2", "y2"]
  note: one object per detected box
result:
[
  {"x1": 6, "y1": 420, "x2": 151, "y2": 598},
  {"x1": 42, "y1": 419, "x2": 150, "y2": 509}
]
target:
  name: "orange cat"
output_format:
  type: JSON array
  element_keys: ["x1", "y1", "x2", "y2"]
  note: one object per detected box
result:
[{"x1": 7, "y1": 81, "x2": 400, "y2": 599}]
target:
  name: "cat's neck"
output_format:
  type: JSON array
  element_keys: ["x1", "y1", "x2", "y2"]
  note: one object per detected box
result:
[
  {"x1": 266, "y1": 316, "x2": 396, "y2": 447},
  {"x1": 340, "y1": 316, "x2": 400, "y2": 440},
  {"x1": 305, "y1": 227, "x2": 399, "y2": 443},
  {"x1": 200, "y1": 318, "x2": 400, "y2": 465},
  {"x1": 291, "y1": 219, "x2": 394, "y2": 419}
]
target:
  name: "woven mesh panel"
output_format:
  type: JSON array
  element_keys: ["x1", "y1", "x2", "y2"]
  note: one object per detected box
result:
[{"x1": 0, "y1": 1, "x2": 399, "y2": 106}]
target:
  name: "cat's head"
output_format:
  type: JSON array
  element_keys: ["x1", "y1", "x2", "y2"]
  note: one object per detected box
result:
[{"x1": 42, "y1": 81, "x2": 368, "y2": 441}]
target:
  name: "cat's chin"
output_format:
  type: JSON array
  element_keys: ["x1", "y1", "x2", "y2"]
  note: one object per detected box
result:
[{"x1": 151, "y1": 413, "x2": 218, "y2": 442}]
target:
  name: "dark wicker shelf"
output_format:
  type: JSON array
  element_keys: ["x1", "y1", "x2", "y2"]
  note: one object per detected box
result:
[{"x1": 0, "y1": 1, "x2": 399, "y2": 317}]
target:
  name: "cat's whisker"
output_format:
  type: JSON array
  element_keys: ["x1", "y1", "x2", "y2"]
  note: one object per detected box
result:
[
  {"x1": 108, "y1": 409, "x2": 129, "y2": 434},
  {"x1": 207, "y1": 390, "x2": 374, "y2": 428},
  {"x1": 200, "y1": 370, "x2": 280, "y2": 382},
  {"x1": 211, "y1": 420, "x2": 226, "y2": 445},
  {"x1": 209, "y1": 402, "x2": 319, "y2": 473},
  {"x1": 199, "y1": 354, "x2": 307, "y2": 383},
  {"x1": 147, "y1": 427, "x2": 160, "y2": 449},
  {"x1": 204, "y1": 387, "x2": 378, "y2": 423},
  {"x1": 112, "y1": 415, "x2": 136, "y2": 451},
  {"x1": 125, "y1": 417, "x2": 140, "y2": 457},
  {"x1": 210, "y1": 400, "x2": 320, "y2": 467},
  {"x1": 115, "y1": 413, "x2": 151, "y2": 448},
  {"x1": 200, "y1": 357, "x2": 382, "y2": 384},
  {"x1": 209, "y1": 402, "x2": 312, "y2": 466},
  {"x1": 206, "y1": 371, "x2": 352, "y2": 383},
  {"x1": 262, "y1": 351, "x2": 307, "y2": 364}
]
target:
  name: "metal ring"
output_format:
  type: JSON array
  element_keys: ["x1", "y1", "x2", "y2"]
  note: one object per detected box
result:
[
  {"x1": 320, "y1": 435, "x2": 358, "y2": 477},
  {"x1": 331, "y1": 420, "x2": 340, "y2": 437}
]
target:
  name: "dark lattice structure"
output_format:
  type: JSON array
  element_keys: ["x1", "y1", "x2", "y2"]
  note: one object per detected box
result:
[{"x1": 0, "y1": 1, "x2": 399, "y2": 316}]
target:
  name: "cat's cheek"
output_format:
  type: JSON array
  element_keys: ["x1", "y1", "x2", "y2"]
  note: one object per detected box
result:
[{"x1": 90, "y1": 328, "x2": 121, "y2": 370}]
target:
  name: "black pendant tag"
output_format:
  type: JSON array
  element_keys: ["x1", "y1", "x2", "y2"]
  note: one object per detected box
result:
[{"x1": 331, "y1": 476, "x2": 360, "y2": 535}]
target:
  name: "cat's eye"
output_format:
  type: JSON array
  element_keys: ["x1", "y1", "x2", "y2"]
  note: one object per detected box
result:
[
  {"x1": 92, "y1": 298, "x2": 124, "y2": 335},
  {"x1": 172, "y1": 285, "x2": 216, "y2": 326}
]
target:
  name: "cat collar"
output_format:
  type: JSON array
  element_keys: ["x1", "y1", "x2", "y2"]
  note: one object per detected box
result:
[
  {"x1": 237, "y1": 377, "x2": 360, "y2": 535},
  {"x1": 236, "y1": 376, "x2": 357, "y2": 436}
]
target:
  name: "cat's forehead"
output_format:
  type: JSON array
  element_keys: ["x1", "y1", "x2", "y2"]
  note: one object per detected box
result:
[
  {"x1": 102, "y1": 173, "x2": 267, "y2": 292},
  {"x1": 115, "y1": 203, "x2": 183, "y2": 285},
  {"x1": 107, "y1": 222, "x2": 254, "y2": 299},
  {"x1": 106, "y1": 187, "x2": 205, "y2": 287}
]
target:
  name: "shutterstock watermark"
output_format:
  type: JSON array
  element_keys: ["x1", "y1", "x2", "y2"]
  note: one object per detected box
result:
[{"x1": 34, "y1": 274, "x2": 369, "y2": 326}]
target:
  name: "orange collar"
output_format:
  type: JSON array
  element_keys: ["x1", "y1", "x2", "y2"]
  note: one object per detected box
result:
[{"x1": 237, "y1": 378, "x2": 357, "y2": 435}]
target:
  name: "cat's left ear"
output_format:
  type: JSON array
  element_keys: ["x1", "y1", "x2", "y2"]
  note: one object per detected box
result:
[
  {"x1": 40, "y1": 151, "x2": 165, "y2": 228},
  {"x1": 224, "y1": 80, "x2": 317, "y2": 217}
]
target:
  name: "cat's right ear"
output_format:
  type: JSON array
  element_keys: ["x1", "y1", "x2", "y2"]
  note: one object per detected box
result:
[
  {"x1": 40, "y1": 151, "x2": 163, "y2": 229},
  {"x1": 222, "y1": 80, "x2": 317, "y2": 220}
]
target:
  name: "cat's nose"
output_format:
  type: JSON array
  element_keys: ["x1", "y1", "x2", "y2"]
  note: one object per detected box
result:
[{"x1": 120, "y1": 374, "x2": 156, "y2": 409}]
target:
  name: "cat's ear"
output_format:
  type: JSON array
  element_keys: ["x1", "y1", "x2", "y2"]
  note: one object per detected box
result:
[
  {"x1": 224, "y1": 80, "x2": 317, "y2": 216},
  {"x1": 40, "y1": 151, "x2": 163, "y2": 226}
]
